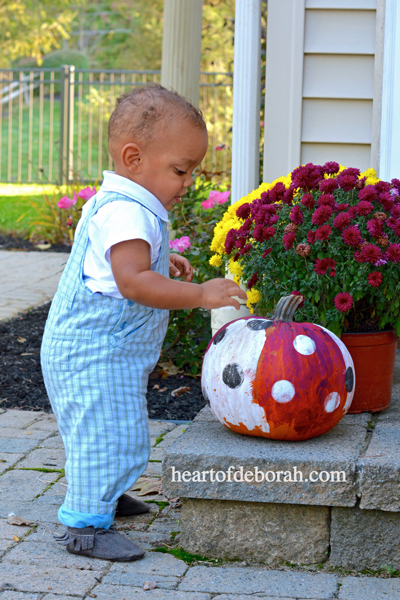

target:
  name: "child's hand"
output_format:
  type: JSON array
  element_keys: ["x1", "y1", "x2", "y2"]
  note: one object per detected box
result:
[
  {"x1": 199, "y1": 278, "x2": 248, "y2": 310},
  {"x1": 169, "y1": 254, "x2": 193, "y2": 282}
]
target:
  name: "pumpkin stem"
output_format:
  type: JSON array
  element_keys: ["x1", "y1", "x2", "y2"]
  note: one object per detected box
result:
[{"x1": 271, "y1": 295, "x2": 303, "y2": 322}]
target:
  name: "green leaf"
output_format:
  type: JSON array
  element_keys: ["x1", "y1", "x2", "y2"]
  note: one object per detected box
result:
[{"x1": 394, "y1": 313, "x2": 400, "y2": 338}]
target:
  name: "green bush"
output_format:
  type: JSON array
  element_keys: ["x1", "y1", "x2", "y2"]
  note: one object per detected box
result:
[
  {"x1": 42, "y1": 49, "x2": 89, "y2": 70},
  {"x1": 163, "y1": 178, "x2": 228, "y2": 374}
]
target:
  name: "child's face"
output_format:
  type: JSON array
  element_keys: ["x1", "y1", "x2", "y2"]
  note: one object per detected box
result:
[{"x1": 139, "y1": 120, "x2": 208, "y2": 210}]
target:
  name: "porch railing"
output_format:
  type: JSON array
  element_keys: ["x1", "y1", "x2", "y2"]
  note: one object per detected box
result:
[{"x1": 0, "y1": 67, "x2": 233, "y2": 185}]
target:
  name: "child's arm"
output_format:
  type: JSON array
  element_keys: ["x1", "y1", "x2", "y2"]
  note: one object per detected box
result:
[{"x1": 110, "y1": 239, "x2": 247, "y2": 310}]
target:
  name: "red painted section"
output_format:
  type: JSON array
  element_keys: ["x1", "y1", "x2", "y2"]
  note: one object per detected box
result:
[{"x1": 228, "y1": 322, "x2": 347, "y2": 441}]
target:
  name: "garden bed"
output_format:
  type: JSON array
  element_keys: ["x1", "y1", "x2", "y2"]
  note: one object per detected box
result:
[
  {"x1": 0, "y1": 234, "x2": 71, "y2": 253},
  {"x1": 0, "y1": 303, "x2": 205, "y2": 419}
]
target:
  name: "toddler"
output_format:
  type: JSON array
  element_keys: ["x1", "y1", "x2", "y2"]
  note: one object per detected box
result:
[{"x1": 40, "y1": 84, "x2": 246, "y2": 561}]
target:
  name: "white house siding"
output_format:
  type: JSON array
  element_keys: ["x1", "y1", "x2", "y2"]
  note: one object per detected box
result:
[{"x1": 263, "y1": 0, "x2": 385, "y2": 181}]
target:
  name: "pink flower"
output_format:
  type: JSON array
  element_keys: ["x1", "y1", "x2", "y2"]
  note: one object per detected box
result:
[
  {"x1": 301, "y1": 193, "x2": 315, "y2": 209},
  {"x1": 236, "y1": 203, "x2": 251, "y2": 219},
  {"x1": 283, "y1": 231, "x2": 297, "y2": 250},
  {"x1": 78, "y1": 186, "x2": 97, "y2": 200},
  {"x1": 322, "y1": 161, "x2": 340, "y2": 175},
  {"x1": 202, "y1": 190, "x2": 230, "y2": 209},
  {"x1": 386, "y1": 243, "x2": 400, "y2": 263},
  {"x1": 201, "y1": 199, "x2": 215, "y2": 209},
  {"x1": 368, "y1": 271, "x2": 383, "y2": 288},
  {"x1": 57, "y1": 191, "x2": 78, "y2": 209},
  {"x1": 358, "y1": 186, "x2": 378, "y2": 202},
  {"x1": 319, "y1": 178, "x2": 339, "y2": 194},
  {"x1": 334, "y1": 292, "x2": 353, "y2": 313},
  {"x1": 314, "y1": 258, "x2": 336, "y2": 277},
  {"x1": 169, "y1": 236, "x2": 191, "y2": 252},
  {"x1": 247, "y1": 272, "x2": 259, "y2": 290},
  {"x1": 262, "y1": 248, "x2": 272, "y2": 258},
  {"x1": 342, "y1": 226, "x2": 362, "y2": 248},
  {"x1": 356, "y1": 201, "x2": 374, "y2": 216},
  {"x1": 215, "y1": 143, "x2": 227, "y2": 151},
  {"x1": 316, "y1": 224, "x2": 332, "y2": 241},
  {"x1": 290, "y1": 205, "x2": 304, "y2": 225},
  {"x1": 317, "y1": 194, "x2": 335, "y2": 208},
  {"x1": 333, "y1": 213, "x2": 351, "y2": 230},
  {"x1": 307, "y1": 230, "x2": 316, "y2": 245},
  {"x1": 311, "y1": 205, "x2": 333, "y2": 226},
  {"x1": 361, "y1": 244, "x2": 383, "y2": 264}
]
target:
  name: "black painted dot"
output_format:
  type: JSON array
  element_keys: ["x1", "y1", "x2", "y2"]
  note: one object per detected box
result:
[
  {"x1": 345, "y1": 366, "x2": 354, "y2": 393},
  {"x1": 247, "y1": 319, "x2": 273, "y2": 331},
  {"x1": 202, "y1": 387, "x2": 210, "y2": 404},
  {"x1": 222, "y1": 363, "x2": 244, "y2": 389},
  {"x1": 213, "y1": 328, "x2": 227, "y2": 345}
]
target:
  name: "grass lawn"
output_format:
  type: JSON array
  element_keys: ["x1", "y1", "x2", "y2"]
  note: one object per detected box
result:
[{"x1": 0, "y1": 184, "x2": 61, "y2": 237}]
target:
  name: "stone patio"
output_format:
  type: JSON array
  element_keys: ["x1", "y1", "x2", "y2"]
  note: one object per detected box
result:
[
  {"x1": 162, "y1": 361, "x2": 400, "y2": 571},
  {"x1": 1, "y1": 249, "x2": 400, "y2": 597}
]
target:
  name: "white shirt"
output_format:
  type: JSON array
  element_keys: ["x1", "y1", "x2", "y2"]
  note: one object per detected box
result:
[{"x1": 78, "y1": 171, "x2": 169, "y2": 299}]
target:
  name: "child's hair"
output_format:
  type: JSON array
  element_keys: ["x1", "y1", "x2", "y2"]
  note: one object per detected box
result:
[{"x1": 108, "y1": 84, "x2": 206, "y2": 147}]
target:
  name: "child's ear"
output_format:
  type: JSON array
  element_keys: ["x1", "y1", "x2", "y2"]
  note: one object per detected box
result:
[{"x1": 121, "y1": 143, "x2": 142, "y2": 173}]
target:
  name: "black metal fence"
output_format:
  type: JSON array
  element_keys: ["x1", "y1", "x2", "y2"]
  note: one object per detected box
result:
[{"x1": 0, "y1": 67, "x2": 233, "y2": 184}]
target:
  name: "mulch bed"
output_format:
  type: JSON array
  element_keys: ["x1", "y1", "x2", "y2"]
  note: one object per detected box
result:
[
  {"x1": 0, "y1": 303, "x2": 206, "y2": 420},
  {"x1": 0, "y1": 234, "x2": 71, "y2": 253}
]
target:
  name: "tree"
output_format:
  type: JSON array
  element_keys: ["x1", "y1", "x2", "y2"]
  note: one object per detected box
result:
[{"x1": 0, "y1": 0, "x2": 79, "y2": 67}]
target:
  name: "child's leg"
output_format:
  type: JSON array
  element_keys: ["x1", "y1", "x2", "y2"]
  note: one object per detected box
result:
[{"x1": 41, "y1": 346, "x2": 151, "y2": 559}]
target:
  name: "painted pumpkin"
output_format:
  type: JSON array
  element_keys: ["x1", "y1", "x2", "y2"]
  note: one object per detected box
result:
[{"x1": 201, "y1": 295, "x2": 355, "y2": 441}]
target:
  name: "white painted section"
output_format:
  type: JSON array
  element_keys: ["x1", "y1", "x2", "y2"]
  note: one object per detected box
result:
[
  {"x1": 271, "y1": 380, "x2": 296, "y2": 404},
  {"x1": 304, "y1": 10, "x2": 376, "y2": 55},
  {"x1": 379, "y1": 0, "x2": 400, "y2": 180},
  {"x1": 202, "y1": 319, "x2": 270, "y2": 433},
  {"x1": 263, "y1": 0, "x2": 306, "y2": 182},
  {"x1": 315, "y1": 325, "x2": 355, "y2": 413},
  {"x1": 293, "y1": 335, "x2": 316, "y2": 356},
  {"x1": 324, "y1": 392, "x2": 341, "y2": 413},
  {"x1": 211, "y1": 305, "x2": 251, "y2": 337},
  {"x1": 306, "y1": 0, "x2": 377, "y2": 9},
  {"x1": 303, "y1": 55, "x2": 374, "y2": 99},
  {"x1": 302, "y1": 99, "x2": 373, "y2": 144},
  {"x1": 230, "y1": 0, "x2": 262, "y2": 205},
  {"x1": 301, "y1": 143, "x2": 371, "y2": 171},
  {"x1": 161, "y1": 0, "x2": 203, "y2": 107}
]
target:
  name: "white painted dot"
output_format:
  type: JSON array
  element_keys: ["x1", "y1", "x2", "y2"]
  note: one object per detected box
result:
[
  {"x1": 293, "y1": 335, "x2": 316, "y2": 356},
  {"x1": 324, "y1": 392, "x2": 340, "y2": 413},
  {"x1": 271, "y1": 380, "x2": 295, "y2": 403}
]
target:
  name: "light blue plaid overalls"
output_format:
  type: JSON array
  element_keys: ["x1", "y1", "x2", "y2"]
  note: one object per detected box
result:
[{"x1": 41, "y1": 187, "x2": 169, "y2": 529}]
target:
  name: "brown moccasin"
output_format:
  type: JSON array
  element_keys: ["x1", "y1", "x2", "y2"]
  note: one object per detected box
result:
[
  {"x1": 55, "y1": 526, "x2": 144, "y2": 561},
  {"x1": 116, "y1": 493, "x2": 151, "y2": 517}
]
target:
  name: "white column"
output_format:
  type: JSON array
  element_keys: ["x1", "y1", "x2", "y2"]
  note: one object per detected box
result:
[
  {"x1": 379, "y1": 0, "x2": 400, "y2": 180},
  {"x1": 161, "y1": 0, "x2": 203, "y2": 107},
  {"x1": 211, "y1": 0, "x2": 262, "y2": 335},
  {"x1": 230, "y1": 0, "x2": 262, "y2": 205},
  {"x1": 263, "y1": 0, "x2": 305, "y2": 183}
]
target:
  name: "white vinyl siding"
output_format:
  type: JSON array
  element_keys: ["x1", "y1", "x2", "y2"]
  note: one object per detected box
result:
[
  {"x1": 300, "y1": 4, "x2": 379, "y2": 171},
  {"x1": 263, "y1": 0, "x2": 384, "y2": 181}
]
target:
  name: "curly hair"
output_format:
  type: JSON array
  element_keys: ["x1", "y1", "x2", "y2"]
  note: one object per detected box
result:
[{"x1": 108, "y1": 84, "x2": 206, "y2": 148}]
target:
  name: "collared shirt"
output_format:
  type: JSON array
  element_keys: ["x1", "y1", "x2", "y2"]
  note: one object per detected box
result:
[{"x1": 77, "y1": 171, "x2": 169, "y2": 299}]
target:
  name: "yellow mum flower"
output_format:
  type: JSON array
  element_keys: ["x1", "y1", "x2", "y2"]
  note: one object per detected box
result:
[
  {"x1": 246, "y1": 288, "x2": 262, "y2": 308},
  {"x1": 360, "y1": 167, "x2": 380, "y2": 186},
  {"x1": 228, "y1": 257, "x2": 243, "y2": 277},
  {"x1": 209, "y1": 254, "x2": 222, "y2": 267}
]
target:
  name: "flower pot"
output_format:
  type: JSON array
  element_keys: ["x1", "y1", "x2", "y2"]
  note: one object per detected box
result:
[{"x1": 341, "y1": 330, "x2": 397, "y2": 413}]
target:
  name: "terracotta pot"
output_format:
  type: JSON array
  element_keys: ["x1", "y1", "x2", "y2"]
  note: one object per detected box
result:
[{"x1": 341, "y1": 330, "x2": 397, "y2": 413}]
